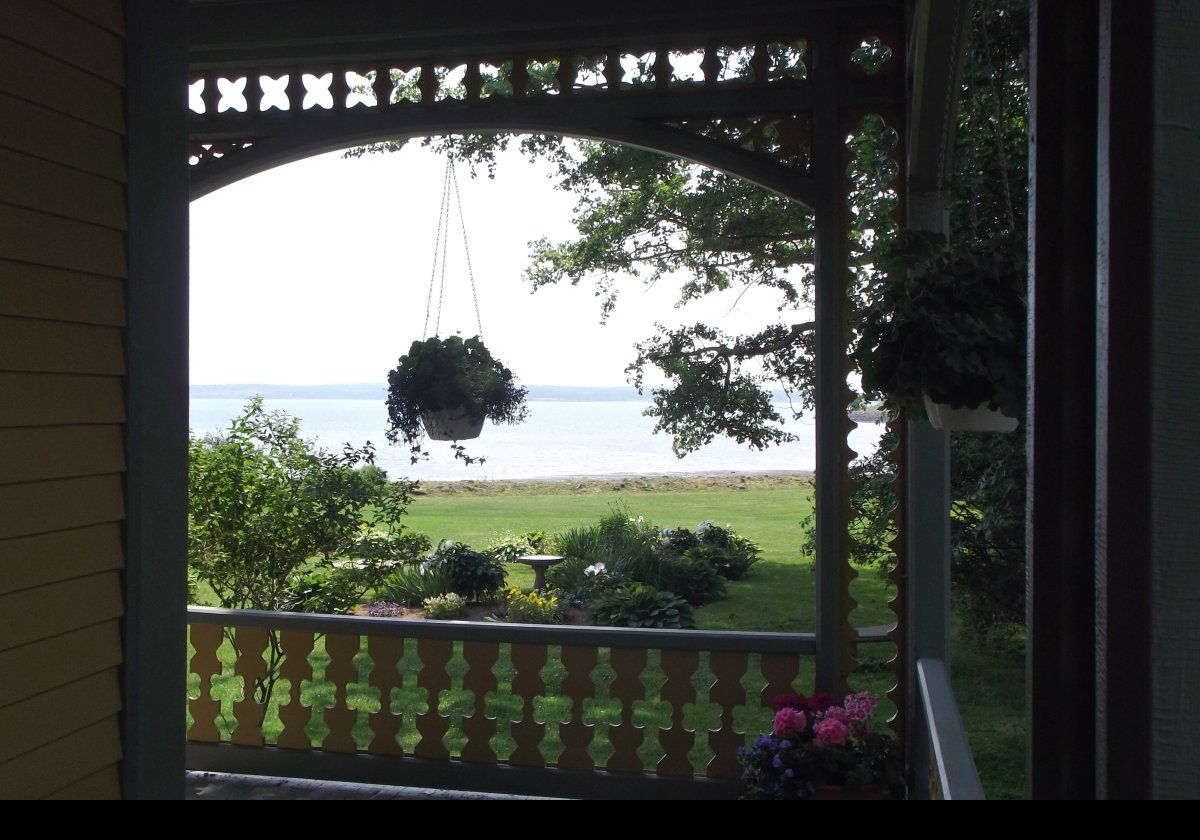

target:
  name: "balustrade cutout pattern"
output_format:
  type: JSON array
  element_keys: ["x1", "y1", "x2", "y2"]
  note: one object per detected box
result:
[{"x1": 186, "y1": 612, "x2": 814, "y2": 782}]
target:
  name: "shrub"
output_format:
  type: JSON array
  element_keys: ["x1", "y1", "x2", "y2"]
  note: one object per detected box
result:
[
  {"x1": 424, "y1": 540, "x2": 506, "y2": 601},
  {"x1": 660, "y1": 526, "x2": 700, "y2": 553},
  {"x1": 653, "y1": 554, "x2": 726, "y2": 605},
  {"x1": 377, "y1": 562, "x2": 456, "y2": 607},
  {"x1": 423, "y1": 593, "x2": 467, "y2": 620},
  {"x1": 500, "y1": 587, "x2": 566, "y2": 625},
  {"x1": 686, "y1": 540, "x2": 761, "y2": 581},
  {"x1": 590, "y1": 584, "x2": 695, "y2": 629},
  {"x1": 552, "y1": 525, "x2": 603, "y2": 563},
  {"x1": 485, "y1": 530, "x2": 548, "y2": 564},
  {"x1": 285, "y1": 570, "x2": 360, "y2": 615}
]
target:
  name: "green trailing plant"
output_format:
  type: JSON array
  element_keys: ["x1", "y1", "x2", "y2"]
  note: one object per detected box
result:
[
  {"x1": 857, "y1": 229, "x2": 1026, "y2": 422},
  {"x1": 424, "y1": 540, "x2": 507, "y2": 601},
  {"x1": 385, "y1": 335, "x2": 528, "y2": 465},
  {"x1": 422, "y1": 593, "x2": 467, "y2": 620},
  {"x1": 590, "y1": 584, "x2": 695, "y2": 630},
  {"x1": 377, "y1": 562, "x2": 456, "y2": 607}
]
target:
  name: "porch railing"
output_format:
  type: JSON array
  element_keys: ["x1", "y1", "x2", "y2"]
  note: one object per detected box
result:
[
  {"x1": 917, "y1": 658, "x2": 984, "y2": 800},
  {"x1": 186, "y1": 606, "x2": 819, "y2": 799}
]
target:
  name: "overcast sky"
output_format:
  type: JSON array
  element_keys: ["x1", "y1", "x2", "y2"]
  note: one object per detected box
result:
[{"x1": 189, "y1": 139, "x2": 808, "y2": 388}]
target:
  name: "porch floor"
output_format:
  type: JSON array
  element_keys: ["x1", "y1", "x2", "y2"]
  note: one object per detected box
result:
[{"x1": 186, "y1": 771, "x2": 554, "y2": 800}]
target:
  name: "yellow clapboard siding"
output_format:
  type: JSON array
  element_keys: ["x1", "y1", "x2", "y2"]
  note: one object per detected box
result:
[
  {"x1": 0, "y1": 426, "x2": 125, "y2": 486},
  {"x1": 0, "y1": 92, "x2": 125, "y2": 182},
  {"x1": 0, "y1": 147, "x2": 126, "y2": 230},
  {"x1": 0, "y1": 36, "x2": 123, "y2": 133},
  {"x1": 0, "y1": 572, "x2": 123, "y2": 653},
  {"x1": 0, "y1": 261, "x2": 125, "y2": 326},
  {"x1": 45, "y1": 765, "x2": 120, "y2": 800},
  {"x1": 47, "y1": 0, "x2": 125, "y2": 38},
  {"x1": 0, "y1": 523, "x2": 124, "y2": 596},
  {"x1": 0, "y1": 620, "x2": 121, "y2": 708},
  {"x1": 0, "y1": 474, "x2": 125, "y2": 541},
  {"x1": 0, "y1": 1, "x2": 124, "y2": 85},
  {"x1": 0, "y1": 716, "x2": 121, "y2": 800},
  {"x1": 0, "y1": 670, "x2": 122, "y2": 764},
  {"x1": 0, "y1": 205, "x2": 126, "y2": 278},
  {"x1": 0, "y1": 317, "x2": 124, "y2": 376},
  {"x1": 0, "y1": 373, "x2": 125, "y2": 426}
]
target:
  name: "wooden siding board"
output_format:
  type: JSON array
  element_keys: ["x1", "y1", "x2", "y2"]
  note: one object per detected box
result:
[
  {"x1": 0, "y1": 621, "x2": 122, "y2": 709},
  {"x1": 0, "y1": 147, "x2": 127, "y2": 230},
  {"x1": 0, "y1": 474, "x2": 125, "y2": 541},
  {"x1": 0, "y1": 93, "x2": 126, "y2": 182},
  {"x1": 0, "y1": 317, "x2": 124, "y2": 376},
  {"x1": 47, "y1": 0, "x2": 126, "y2": 38},
  {"x1": 0, "y1": 1, "x2": 124, "y2": 85},
  {"x1": 0, "y1": 262, "x2": 125, "y2": 326},
  {"x1": 0, "y1": 205, "x2": 126, "y2": 278},
  {"x1": 0, "y1": 671, "x2": 122, "y2": 764},
  {"x1": 45, "y1": 765, "x2": 120, "y2": 800},
  {"x1": 0, "y1": 523, "x2": 124, "y2": 596},
  {"x1": 0, "y1": 36, "x2": 123, "y2": 133},
  {"x1": 0, "y1": 426, "x2": 125, "y2": 486},
  {"x1": 0, "y1": 373, "x2": 125, "y2": 426},
  {"x1": 0, "y1": 717, "x2": 122, "y2": 800},
  {"x1": 0, "y1": 572, "x2": 123, "y2": 653}
]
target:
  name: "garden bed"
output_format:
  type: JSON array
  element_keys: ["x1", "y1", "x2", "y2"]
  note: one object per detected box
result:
[{"x1": 354, "y1": 601, "x2": 592, "y2": 625}]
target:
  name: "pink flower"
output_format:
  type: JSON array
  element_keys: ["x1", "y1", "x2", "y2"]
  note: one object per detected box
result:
[
  {"x1": 821, "y1": 705, "x2": 852, "y2": 725},
  {"x1": 812, "y1": 717, "x2": 850, "y2": 749},
  {"x1": 773, "y1": 707, "x2": 808, "y2": 738},
  {"x1": 843, "y1": 691, "x2": 877, "y2": 722}
]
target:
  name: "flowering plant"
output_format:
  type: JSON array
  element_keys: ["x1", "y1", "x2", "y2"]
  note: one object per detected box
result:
[{"x1": 738, "y1": 691, "x2": 902, "y2": 799}]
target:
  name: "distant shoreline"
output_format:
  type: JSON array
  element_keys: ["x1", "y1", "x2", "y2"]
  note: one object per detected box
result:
[{"x1": 412, "y1": 470, "x2": 816, "y2": 497}]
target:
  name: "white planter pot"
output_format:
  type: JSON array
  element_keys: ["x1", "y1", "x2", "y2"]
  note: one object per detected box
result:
[
  {"x1": 923, "y1": 394, "x2": 1018, "y2": 433},
  {"x1": 421, "y1": 407, "x2": 485, "y2": 441}
]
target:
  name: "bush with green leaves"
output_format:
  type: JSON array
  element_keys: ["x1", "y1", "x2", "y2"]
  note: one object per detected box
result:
[
  {"x1": 590, "y1": 584, "x2": 695, "y2": 630},
  {"x1": 653, "y1": 554, "x2": 726, "y2": 606},
  {"x1": 485, "y1": 530, "x2": 549, "y2": 564},
  {"x1": 422, "y1": 593, "x2": 467, "y2": 620},
  {"x1": 424, "y1": 540, "x2": 506, "y2": 601},
  {"x1": 285, "y1": 570, "x2": 361, "y2": 615},
  {"x1": 686, "y1": 541, "x2": 761, "y2": 581},
  {"x1": 377, "y1": 562, "x2": 456, "y2": 607},
  {"x1": 659, "y1": 526, "x2": 701, "y2": 553}
]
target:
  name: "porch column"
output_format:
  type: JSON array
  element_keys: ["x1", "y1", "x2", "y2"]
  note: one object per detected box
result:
[
  {"x1": 1096, "y1": 0, "x2": 1200, "y2": 799},
  {"x1": 1027, "y1": 0, "x2": 1100, "y2": 799}
]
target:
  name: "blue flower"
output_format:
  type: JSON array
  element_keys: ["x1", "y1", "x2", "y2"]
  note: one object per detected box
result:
[
  {"x1": 772, "y1": 755, "x2": 783, "y2": 769},
  {"x1": 784, "y1": 769, "x2": 795, "y2": 779}
]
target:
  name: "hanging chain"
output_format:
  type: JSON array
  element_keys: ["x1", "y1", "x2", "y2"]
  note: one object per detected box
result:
[
  {"x1": 421, "y1": 158, "x2": 484, "y2": 338},
  {"x1": 450, "y1": 162, "x2": 485, "y2": 336},
  {"x1": 422, "y1": 162, "x2": 452, "y2": 336}
]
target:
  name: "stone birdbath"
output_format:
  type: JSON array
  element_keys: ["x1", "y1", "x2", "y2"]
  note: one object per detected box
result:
[{"x1": 515, "y1": 554, "x2": 565, "y2": 592}]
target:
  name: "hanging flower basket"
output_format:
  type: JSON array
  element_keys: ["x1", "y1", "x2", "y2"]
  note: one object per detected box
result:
[
  {"x1": 385, "y1": 335, "x2": 528, "y2": 462},
  {"x1": 923, "y1": 395, "x2": 1019, "y2": 433}
]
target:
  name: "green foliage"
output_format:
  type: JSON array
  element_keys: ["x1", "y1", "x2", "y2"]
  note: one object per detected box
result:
[
  {"x1": 424, "y1": 540, "x2": 507, "y2": 601},
  {"x1": 857, "y1": 230, "x2": 1026, "y2": 421},
  {"x1": 590, "y1": 584, "x2": 695, "y2": 630},
  {"x1": 485, "y1": 529, "x2": 548, "y2": 563},
  {"x1": 284, "y1": 570, "x2": 361, "y2": 615},
  {"x1": 422, "y1": 592, "x2": 467, "y2": 620},
  {"x1": 385, "y1": 335, "x2": 528, "y2": 464},
  {"x1": 500, "y1": 587, "x2": 567, "y2": 624},
  {"x1": 377, "y1": 562, "x2": 456, "y2": 607},
  {"x1": 654, "y1": 554, "x2": 726, "y2": 606},
  {"x1": 685, "y1": 543, "x2": 759, "y2": 582},
  {"x1": 188, "y1": 398, "x2": 427, "y2": 613}
]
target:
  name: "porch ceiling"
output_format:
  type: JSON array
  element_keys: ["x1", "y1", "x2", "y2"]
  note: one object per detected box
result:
[{"x1": 188, "y1": 0, "x2": 905, "y2": 69}]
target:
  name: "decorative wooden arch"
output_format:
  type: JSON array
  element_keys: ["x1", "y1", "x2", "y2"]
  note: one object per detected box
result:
[{"x1": 185, "y1": 0, "x2": 910, "y2": 715}]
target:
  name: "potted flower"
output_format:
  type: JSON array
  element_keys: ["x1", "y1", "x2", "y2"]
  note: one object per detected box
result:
[
  {"x1": 857, "y1": 230, "x2": 1025, "y2": 432},
  {"x1": 738, "y1": 691, "x2": 902, "y2": 799},
  {"x1": 385, "y1": 335, "x2": 528, "y2": 458}
]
